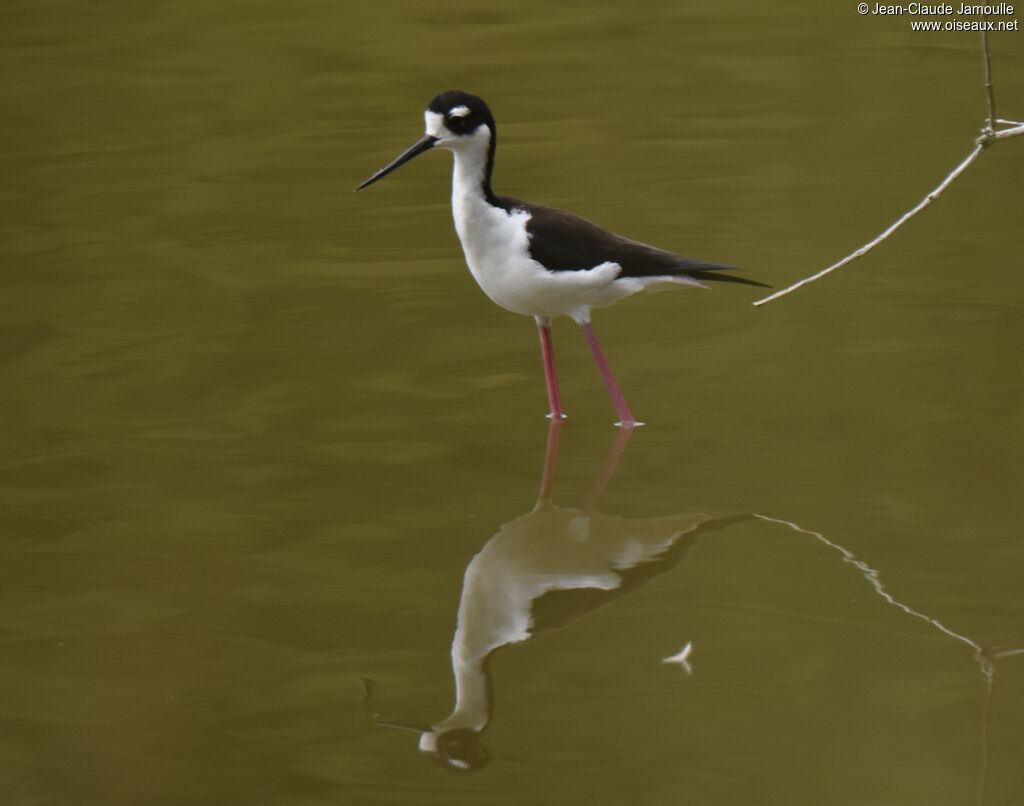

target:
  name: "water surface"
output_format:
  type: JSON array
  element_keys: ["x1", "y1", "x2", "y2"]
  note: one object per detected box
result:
[{"x1": 2, "y1": 2, "x2": 1023, "y2": 804}]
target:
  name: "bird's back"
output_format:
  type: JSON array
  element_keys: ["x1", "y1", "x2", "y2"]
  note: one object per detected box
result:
[{"x1": 493, "y1": 196, "x2": 765, "y2": 287}]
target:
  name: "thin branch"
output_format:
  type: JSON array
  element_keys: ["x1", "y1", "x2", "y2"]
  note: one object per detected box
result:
[
  {"x1": 754, "y1": 32, "x2": 1021, "y2": 307},
  {"x1": 990, "y1": 123, "x2": 1024, "y2": 141},
  {"x1": 754, "y1": 142, "x2": 986, "y2": 307},
  {"x1": 982, "y1": 30, "x2": 997, "y2": 132}
]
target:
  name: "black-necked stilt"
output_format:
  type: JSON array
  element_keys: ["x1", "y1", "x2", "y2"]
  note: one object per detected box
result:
[{"x1": 356, "y1": 90, "x2": 766, "y2": 426}]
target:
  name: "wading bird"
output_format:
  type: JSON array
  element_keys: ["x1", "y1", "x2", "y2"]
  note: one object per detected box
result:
[{"x1": 356, "y1": 90, "x2": 766, "y2": 425}]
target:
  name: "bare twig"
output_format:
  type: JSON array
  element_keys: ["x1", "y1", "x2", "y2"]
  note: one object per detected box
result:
[
  {"x1": 754, "y1": 142, "x2": 986, "y2": 307},
  {"x1": 982, "y1": 30, "x2": 997, "y2": 132},
  {"x1": 988, "y1": 122, "x2": 1024, "y2": 141},
  {"x1": 755, "y1": 32, "x2": 1022, "y2": 307}
]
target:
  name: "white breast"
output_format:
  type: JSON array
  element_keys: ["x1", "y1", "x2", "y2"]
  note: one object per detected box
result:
[
  {"x1": 451, "y1": 191, "x2": 548, "y2": 312},
  {"x1": 450, "y1": 176, "x2": 632, "y2": 325}
]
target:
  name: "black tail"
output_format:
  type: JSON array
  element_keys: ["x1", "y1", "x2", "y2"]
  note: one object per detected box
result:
[
  {"x1": 674, "y1": 258, "x2": 770, "y2": 289},
  {"x1": 688, "y1": 268, "x2": 771, "y2": 288}
]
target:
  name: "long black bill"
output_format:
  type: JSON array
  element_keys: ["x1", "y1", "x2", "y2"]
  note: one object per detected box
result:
[{"x1": 354, "y1": 134, "x2": 439, "y2": 191}]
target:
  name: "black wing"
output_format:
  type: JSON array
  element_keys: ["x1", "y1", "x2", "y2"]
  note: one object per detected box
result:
[{"x1": 494, "y1": 196, "x2": 768, "y2": 288}]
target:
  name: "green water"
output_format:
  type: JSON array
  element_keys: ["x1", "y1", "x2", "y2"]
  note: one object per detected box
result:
[{"x1": 3, "y1": 1, "x2": 1023, "y2": 804}]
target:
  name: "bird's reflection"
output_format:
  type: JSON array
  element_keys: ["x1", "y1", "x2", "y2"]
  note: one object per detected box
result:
[
  {"x1": 365, "y1": 424, "x2": 1024, "y2": 797},
  {"x1": 383, "y1": 421, "x2": 749, "y2": 770}
]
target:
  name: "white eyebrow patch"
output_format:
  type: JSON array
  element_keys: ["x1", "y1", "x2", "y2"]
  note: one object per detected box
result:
[{"x1": 448, "y1": 105, "x2": 471, "y2": 119}]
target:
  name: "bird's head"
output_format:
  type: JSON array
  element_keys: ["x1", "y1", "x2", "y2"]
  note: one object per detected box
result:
[{"x1": 355, "y1": 90, "x2": 495, "y2": 191}]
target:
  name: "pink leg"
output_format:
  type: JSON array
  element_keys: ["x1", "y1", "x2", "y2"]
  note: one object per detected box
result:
[
  {"x1": 536, "y1": 318, "x2": 567, "y2": 420},
  {"x1": 580, "y1": 322, "x2": 642, "y2": 427}
]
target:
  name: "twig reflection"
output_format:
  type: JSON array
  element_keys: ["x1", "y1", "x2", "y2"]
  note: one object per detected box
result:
[{"x1": 755, "y1": 514, "x2": 1024, "y2": 806}]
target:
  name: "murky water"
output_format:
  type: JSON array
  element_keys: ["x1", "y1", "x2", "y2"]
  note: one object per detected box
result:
[{"x1": 3, "y1": 2, "x2": 1023, "y2": 804}]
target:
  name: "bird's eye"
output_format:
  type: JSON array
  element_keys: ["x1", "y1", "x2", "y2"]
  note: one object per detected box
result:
[{"x1": 447, "y1": 105, "x2": 471, "y2": 124}]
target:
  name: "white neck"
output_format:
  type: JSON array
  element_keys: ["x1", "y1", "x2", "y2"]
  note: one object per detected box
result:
[{"x1": 450, "y1": 142, "x2": 490, "y2": 206}]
